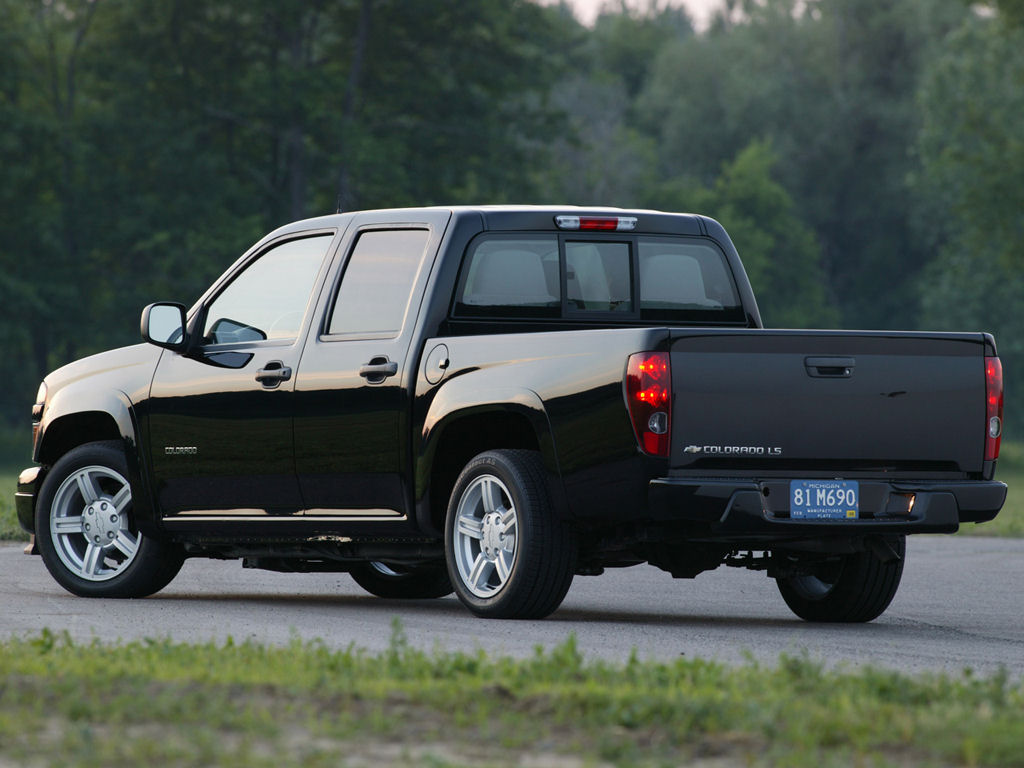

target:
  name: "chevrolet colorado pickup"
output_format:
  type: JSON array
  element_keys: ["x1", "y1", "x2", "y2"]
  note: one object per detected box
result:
[{"x1": 15, "y1": 206, "x2": 1007, "y2": 621}]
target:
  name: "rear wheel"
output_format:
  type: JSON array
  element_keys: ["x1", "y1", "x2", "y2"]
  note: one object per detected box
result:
[
  {"x1": 445, "y1": 450, "x2": 576, "y2": 619},
  {"x1": 776, "y1": 536, "x2": 906, "y2": 623},
  {"x1": 35, "y1": 441, "x2": 184, "y2": 598},
  {"x1": 349, "y1": 561, "x2": 452, "y2": 599}
]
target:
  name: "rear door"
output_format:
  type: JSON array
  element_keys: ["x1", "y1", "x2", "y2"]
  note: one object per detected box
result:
[
  {"x1": 292, "y1": 210, "x2": 450, "y2": 519},
  {"x1": 669, "y1": 330, "x2": 988, "y2": 477}
]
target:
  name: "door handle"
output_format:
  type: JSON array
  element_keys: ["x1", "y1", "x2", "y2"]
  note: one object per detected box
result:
[
  {"x1": 360, "y1": 356, "x2": 398, "y2": 384},
  {"x1": 805, "y1": 356, "x2": 855, "y2": 378},
  {"x1": 256, "y1": 360, "x2": 292, "y2": 387}
]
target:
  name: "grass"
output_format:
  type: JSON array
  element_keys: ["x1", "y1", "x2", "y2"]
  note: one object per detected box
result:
[
  {"x1": 963, "y1": 440, "x2": 1024, "y2": 537},
  {"x1": 0, "y1": 446, "x2": 1019, "y2": 766},
  {"x1": 0, "y1": 625, "x2": 1021, "y2": 767},
  {"x1": 0, "y1": 471, "x2": 24, "y2": 541}
]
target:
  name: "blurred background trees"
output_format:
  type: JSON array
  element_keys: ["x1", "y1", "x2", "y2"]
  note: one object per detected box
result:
[{"x1": 1, "y1": 0, "x2": 1021, "y2": 459}]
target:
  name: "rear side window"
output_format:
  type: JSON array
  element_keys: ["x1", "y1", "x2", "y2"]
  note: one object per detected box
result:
[
  {"x1": 455, "y1": 236, "x2": 560, "y2": 318},
  {"x1": 327, "y1": 228, "x2": 430, "y2": 337},
  {"x1": 638, "y1": 239, "x2": 741, "y2": 319}
]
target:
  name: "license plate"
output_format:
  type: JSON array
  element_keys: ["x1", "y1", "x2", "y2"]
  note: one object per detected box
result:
[{"x1": 790, "y1": 480, "x2": 859, "y2": 520}]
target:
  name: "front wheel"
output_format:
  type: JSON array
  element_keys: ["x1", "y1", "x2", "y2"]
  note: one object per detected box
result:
[
  {"x1": 35, "y1": 441, "x2": 185, "y2": 598},
  {"x1": 349, "y1": 561, "x2": 453, "y2": 599},
  {"x1": 445, "y1": 450, "x2": 576, "y2": 619},
  {"x1": 776, "y1": 536, "x2": 906, "y2": 623}
]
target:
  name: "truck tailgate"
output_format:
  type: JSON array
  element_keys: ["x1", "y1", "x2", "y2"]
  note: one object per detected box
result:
[{"x1": 669, "y1": 330, "x2": 989, "y2": 476}]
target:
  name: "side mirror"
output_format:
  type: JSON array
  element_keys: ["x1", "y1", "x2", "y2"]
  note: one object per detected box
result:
[{"x1": 141, "y1": 302, "x2": 188, "y2": 352}]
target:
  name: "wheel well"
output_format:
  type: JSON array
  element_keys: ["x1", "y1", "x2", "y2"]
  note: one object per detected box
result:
[
  {"x1": 39, "y1": 412, "x2": 123, "y2": 466},
  {"x1": 428, "y1": 411, "x2": 541, "y2": 532}
]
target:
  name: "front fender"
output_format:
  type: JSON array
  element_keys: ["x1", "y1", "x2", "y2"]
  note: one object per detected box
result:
[
  {"x1": 33, "y1": 343, "x2": 162, "y2": 534},
  {"x1": 35, "y1": 389, "x2": 160, "y2": 536},
  {"x1": 38, "y1": 388, "x2": 138, "y2": 462},
  {"x1": 35, "y1": 343, "x2": 160, "y2": 464}
]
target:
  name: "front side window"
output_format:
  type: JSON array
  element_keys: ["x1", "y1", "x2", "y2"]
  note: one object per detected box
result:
[
  {"x1": 203, "y1": 235, "x2": 333, "y2": 344},
  {"x1": 327, "y1": 228, "x2": 430, "y2": 337}
]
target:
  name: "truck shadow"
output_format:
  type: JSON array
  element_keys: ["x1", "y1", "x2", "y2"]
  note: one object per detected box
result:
[{"x1": 149, "y1": 590, "x2": 888, "y2": 631}]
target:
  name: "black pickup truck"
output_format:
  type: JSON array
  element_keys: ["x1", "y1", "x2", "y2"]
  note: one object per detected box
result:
[{"x1": 15, "y1": 206, "x2": 1006, "y2": 621}]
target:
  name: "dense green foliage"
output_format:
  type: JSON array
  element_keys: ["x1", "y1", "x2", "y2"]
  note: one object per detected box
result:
[
  {"x1": 963, "y1": 449, "x2": 1024, "y2": 537},
  {"x1": 0, "y1": 473, "x2": 22, "y2": 540},
  {"x1": 1, "y1": 0, "x2": 1021, "y2": 461},
  {"x1": 0, "y1": 627, "x2": 1022, "y2": 766},
  {"x1": 914, "y1": 14, "x2": 1024, "y2": 403}
]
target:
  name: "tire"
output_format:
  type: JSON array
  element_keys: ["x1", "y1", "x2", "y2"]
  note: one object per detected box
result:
[
  {"x1": 776, "y1": 536, "x2": 906, "y2": 623},
  {"x1": 35, "y1": 441, "x2": 185, "y2": 598},
  {"x1": 445, "y1": 449, "x2": 576, "y2": 619},
  {"x1": 350, "y1": 561, "x2": 453, "y2": 599}
]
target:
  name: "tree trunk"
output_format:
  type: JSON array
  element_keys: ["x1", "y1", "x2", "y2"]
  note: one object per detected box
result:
[{"x1": 336, "y1": 0, "x2": 371, "y2": 213}]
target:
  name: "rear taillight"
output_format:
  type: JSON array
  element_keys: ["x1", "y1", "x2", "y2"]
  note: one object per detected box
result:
[
  {"x1": 985, "y1": 356, "x2": 1003, "y2": 461},
  {"x1": 626, "y1": 352, "x2": 671, "y2": 457}
]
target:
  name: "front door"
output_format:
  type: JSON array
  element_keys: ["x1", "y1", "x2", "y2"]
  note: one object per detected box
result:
[{"x1": 147, "y1": 232, "x2": 336, "y2": 517}]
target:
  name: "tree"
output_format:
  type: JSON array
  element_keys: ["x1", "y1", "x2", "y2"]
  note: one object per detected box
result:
[
  {"x1": 646, "y1": 140, "x2": 837, "y2": 328},
  {"x1": 914, "y1": 15, "x2": 1024, "y2": 431},
  {"x1": 637, "y1": 0, "x2": 970, "y2": 329},
  {"x1": 539, "y1": 3, "x2": 691, "y2": 206},
  {"x1": 992, "y1": 0, "x2": 1024, "y2": 27},
  {"x1": 913, "y1": 17, "x2": 1024, "y2": 268},
  {"x1": 0, "y1": 0, "x2": 105, "y2": 423},
  {"x1": 0, "y1": 0, "x2": 573, "y2": 443}
]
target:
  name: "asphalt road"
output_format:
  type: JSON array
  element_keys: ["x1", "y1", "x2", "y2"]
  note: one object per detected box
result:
[{"x1": 2, "y1": 535, "x2": 1022, "y2": 678}]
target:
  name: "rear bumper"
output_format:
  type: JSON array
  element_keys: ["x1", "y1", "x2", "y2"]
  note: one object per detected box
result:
[{"x1": 648, "y1": 478, "x2": 1007, "y2": 540}]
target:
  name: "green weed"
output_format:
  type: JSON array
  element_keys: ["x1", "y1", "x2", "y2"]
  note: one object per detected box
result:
[
  {"x1": 963, "y1": 441, "x2": 1022, "y2": 537},
  {"x1": 0, "y1": 471, "x2": 26, "y2": 541},
  {"x1": 0, "y1": 626, "x2": 1021, "y2": 767}
]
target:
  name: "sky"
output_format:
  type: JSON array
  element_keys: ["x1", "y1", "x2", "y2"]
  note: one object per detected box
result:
[{"x1": 541, "y1": 0, "x2": 725, "y2": 29}]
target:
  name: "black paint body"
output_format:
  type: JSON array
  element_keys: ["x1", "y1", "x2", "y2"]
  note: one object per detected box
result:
[{"x1": 17, "y1": 206, "x2": 1007, "y2": 569}]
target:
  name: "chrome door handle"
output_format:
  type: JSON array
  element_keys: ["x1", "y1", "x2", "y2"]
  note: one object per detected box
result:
[
  {"x1": 256, "y1": 361, "x2": 292, "y2": 387},
  {"x1": 360, "y1": 356, "x2": 398, "y2": 384}
]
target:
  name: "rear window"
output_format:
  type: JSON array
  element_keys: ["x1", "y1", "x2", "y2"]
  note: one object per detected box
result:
[
  {"x1": 566, "y1": 241, "x2": 632, "y2": 312},
  {"x1": 454, "y1": 234, "x2": 743, "y2": 323}
]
